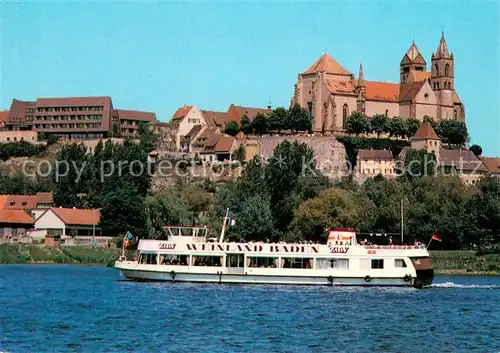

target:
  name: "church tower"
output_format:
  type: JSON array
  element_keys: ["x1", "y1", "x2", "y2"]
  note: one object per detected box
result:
[
  {"x1": 431, "y1": 33, "x2": 455, "y2": 119},
  {"x1": 400, "y1": 42, "x2": 426, "y2": 83},
  {"x1": 356, "y1": 63, "x2": 366, "y2": 114}
]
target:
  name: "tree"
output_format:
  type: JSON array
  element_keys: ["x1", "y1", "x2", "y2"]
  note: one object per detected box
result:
[
  {"x1": 232, "y1": 144, "x2": 246, "y2": 162},
  {"x1": 289, "y1": 104, "x2": 311, "y2": 132},
  {"x1": 469, "y1": 144, "x2": 483, "y2": 157},
  {"x1": 240, "y1": 115, "x2": 252, "y2": 134},
  {"x1": 405, "y1": 118, "x2": 421, "y2": 138},
  {"x1": 402, "y1": 149, "x2": 437, "y2": 180},
  {"x1": 252, "y1": 113, "x2": 269, "y2": 135},
  {"x1": 38, "y1": 132, "x2": 59, "y2": 145},
  {"x1": 181, "y1": 184, "x2": 213, "y2": 225},
  {"x1": 388, "y1": 117, "x2": 406, "y2": 139},
  {"x1": 423, "y1": 116, "x2": 437, "y2": 129},
  {"x1": 344, "y1": 112, "x2": 370, "y2": 136},
  {"x1": 268, "y1": 107, "x2": 288, "y2": 133},
  {"x1": 99, "y1": 186, "x2": 148, "y2": 238},
  {"x1": 139, "y1": 122, "x2": 157, "y2": 153},
  {"x1": 233, "y1": 195, "x2": 273, "y2": 242},
  {"x1": 370, "y1": 114, "x2": 389, "y2": 138},
  {"x1": 144, "y1": 191, "x2": 190, "y2": 238},
  {"x1": 224, "y1": 121, "x2": 239, "y2": 136},
  {"x1": 435, "y1": 120, "x2": 468, "y2": 147}
]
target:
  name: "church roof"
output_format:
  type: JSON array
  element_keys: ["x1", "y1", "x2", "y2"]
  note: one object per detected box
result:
[
  {"x1": 399, "y1": 81, "x2": 426, "y2": 102},
  {"x1": 303, "y1": 54, "x2": 352, "y2": 76},
  {"x1": 452, "y1": 91, "x2": 462, "y2": 104},
  {"x1": 480, "y1": 157, "x2": 500, "y2": 175},
  {"x1": 409, "y1": 70, "x2": 431, "y2": 82},
  {"x1": 327, "y1": 79, "x2": 356, "y2": 95},
  {"x1": 411, "y1": 121, "x2": 440, "y2": 140},
  {"x1": 365, "y1": 81, "x2": 400, "y2": 102},
  {"x1": 402, "y1": 42, "x2": 426, "y2": 65},
  {"x1": 435, "y1": 33, "x2": 450, "y2": 58}
]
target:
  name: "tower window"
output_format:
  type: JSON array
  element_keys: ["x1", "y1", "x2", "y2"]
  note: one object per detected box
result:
[
  {"x1": 435, "y1": 64, "x2": 439, "y2": 75},
  {"x1": 445, "y1": 64, "x2": 450, "y2": 77},
  {"x1": 343, "y1": 104, "x2": 349, "y2": 127},
  {"x1": 385, "y1": 109, "x2": 389, "y2": 117}
]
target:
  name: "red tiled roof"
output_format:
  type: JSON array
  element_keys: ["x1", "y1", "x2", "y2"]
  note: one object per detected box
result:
[
  {"x1": 49, "y1": 207, "x2": 100, "y2": 226},
  {"x1": 399, "y1": 81, "x2": 425, "y2": 102},
  {"x1": 0, "y1": 192, "x2": 54, "y2": 209},
  {"x1": 303, "y1": 54, "x2": 352, "y2": 76},
  {"x1": 202, "y1": 110, "x2": 228, "y2": 126},
  {"x1": 411, "y1": 121, "x2": 439, "y2": 140},
  {"x1": 480, "y1": 157, "x2": 500, "y2": 174},
  {"x1": 409, "y1": 70, "x2": 431, "y2": 82},
  {"x1": 365, "y1": 81, "x2": 400, "y2": 102},
  {"x1": 35, "y1": 192, "x2": 54, "y2": 205},
  {"x1": 115, "y1": 109, "x2": 156, "y2": 122},
  {"x1": 0, "y1": 110, "x2": 9, "y2": 123},
  {"x1": 358, "y1": 149, "x2": 393, "y2": 160},
  {"x1": 226, "y1": 105, "x2": 271, "y2": 122},
  {"x1": 452, "y1": 91, "x2": 462, "y2": 104},
  {"x1": 440, "y1": 149, "x2": 488, "y2": 172},
  {"x1": 171, "y1": 105, "x2": 193, "y2": 122},
  {"x1": 215, "y1": 136, "x2": 235, "y2": 152},
  {"x1": 327, "y1": 79, "x2": 356, "y2": 95},
  {"x1": 0, "y1": 209, "x2": 34, "y2": 225},
  {"x1": 36, "y1": 96, "x2": 112, "y2": 107}
]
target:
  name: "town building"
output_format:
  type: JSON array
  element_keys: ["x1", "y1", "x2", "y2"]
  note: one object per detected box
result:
[
  {"x1": 291, "y1": 33, "x2": 465, "y2": 134},
  {"x1": 480, "y1": 157, "x2": 500, "y2": 177},
  {"x1": 199, "y1": 135, "x2": 236, "y2": 163},
  {"x1": 0, "y1": 192, "x2": 54, "y2": 211},
  {"x1": 357, "y1": 122, "x2": 487, "y2": 184},
  {"x1": 3, "y1": 96, "x2": 156, "y2": 140},
  {"x1": 0, "y1": 209, "x2": 34, "y2": 239},
  {"x1": 0, "y1": 130, "x2": 38, "y2": 143},
  {"x1": 169, "y1": 105, "x2": 208, "y2": 149}
]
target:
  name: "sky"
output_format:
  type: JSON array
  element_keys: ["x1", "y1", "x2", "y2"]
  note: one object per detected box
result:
[{"x1": 1, "y1": 1, "x2": 499, "y2": 156}]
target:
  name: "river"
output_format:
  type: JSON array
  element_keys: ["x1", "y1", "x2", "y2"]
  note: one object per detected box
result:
[{"x1": 0, "y1": 265, "x2": 499, "y2": 352}]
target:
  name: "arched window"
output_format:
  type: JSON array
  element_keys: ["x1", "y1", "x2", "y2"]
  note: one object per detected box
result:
[
  {"x1": 385, "y1": 109, "x2": 389, "y2": 117},
  {"x1": 343, "y1": 104, "x2": 349, "y2": 126},
  {"x1": 454, "y1": 109, "x2": 457, "y2": 120},
  {"x1": 435, "y1": 64, "x2": 439, "y2": 75},
  {"x1": 445, "y1": 64, "x2": 450, "y2": 76}
]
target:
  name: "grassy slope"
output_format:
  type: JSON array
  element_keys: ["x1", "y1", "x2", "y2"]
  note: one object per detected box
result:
[
  {"x1": 0, "y1": 244, "x2": 121, "y2": 266},
  {"x1": 430, "y1": 250, "x2": 500, "y2": 275}
]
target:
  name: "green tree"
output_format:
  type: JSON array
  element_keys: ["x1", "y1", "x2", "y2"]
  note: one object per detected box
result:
[
  {"x1": 240, "y1": 114, "x2": 252, "y2": 134},
  {"x1": 469, "y1": 144, "x2": 483, "y2": 157},
  {"x1": 269, "y1": 107, "x2": 288, "y2": 133},
  {"x1": 436, "y1": 120, "x2": 468, "y2": 147},
  {"x1": 181, "y1": 184, "x2": 213, "y2": 225},
  {"x1": 370, "y1": 114, "x2": 389, "y2": 138},
  {"x1": 252, "y1": 113, "x2": 269, "y2": 135},
  {"x1": 423, "y1": 116, "x2": 437, "y2": 129},
  {"x1": 344, "y1": 112, "x2": 370, "y2": 136},
  {"x1": 402, "y1": 149, "x2": 437, "y2": 180},
  {"x1": 232, "y1": 144, "x2": 246, "y2": 162},
  {"x1": 233, "y1": 195, "x2": 273, "y2": 242},
  {"x1": 139, "y1": 122, "x2": 157, "y2": 153},
  {"x1": 224, "y1": 120, "x2": 239, "y2": 136},
  {"x1": 144, "y1": 191, "x2": 190, "y2": 238},
  {"x1": 405, "y1": 118, "x2": 421, "y2": 138},
  {"x1": 388, "y1": 117, "x2": 406, "y2": 138},
  {"x1": 289, "y1": 104, "x2": 311, "y2": 132}
]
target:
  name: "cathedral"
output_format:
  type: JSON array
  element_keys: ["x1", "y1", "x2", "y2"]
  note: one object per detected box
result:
[{"x1": 290, "y1": 33, "x2": 465, "y2": 134}]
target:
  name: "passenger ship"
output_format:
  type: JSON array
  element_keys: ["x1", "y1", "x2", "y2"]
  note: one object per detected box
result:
[{"x1": 115, "y1": 225, "x2": 434, "y2": 288}]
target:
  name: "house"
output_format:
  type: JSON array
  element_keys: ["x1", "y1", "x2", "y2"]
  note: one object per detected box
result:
[
  {"x1": 357, "y1": 149, "x2": 396, "y2": 177},
  {"x1": 34, "y1": 207, "x2": 111, "y2": 246},
  {"x1": 480, "y1": 157, "x2": 500, "y2": 177},
  {"x1": 226, "y1": 104, "x2": 271, "y2": 123},
  {"x1": 439, "y1": 149, "x2": 488, "y2": 184},
  {"x1": 169, "y1": 105, "x2": 207, "y2": 149},
  {"x1": 191, "y1": 126, "x2": 220, "y2": 154},
  {"x1": 0, "y1": 192, "x2": 54, "y2": 214},
  {"x1": 0, "y1": 209, "x2": 34, "y2": 239},
  {"x1": 202, "y1": 110, "x2": 229, "y2": 128},
  {"x1": 200, "y1": 135, "x2": 236, "y2": 163},
  {"x1": 180, "y1": 125, "x2": 204, "y2": 153}
]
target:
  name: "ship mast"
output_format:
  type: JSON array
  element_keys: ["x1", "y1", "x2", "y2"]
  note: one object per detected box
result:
[
  {"x1": 400, "y1": 197, "x2": 404, "y2": 245},
  {"x1": 218, "y1": 208, "x2": 229, "y2": 243}
]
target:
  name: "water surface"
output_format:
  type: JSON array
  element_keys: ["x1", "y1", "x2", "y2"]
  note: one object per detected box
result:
[{"x1": 1, "y1": 265, "x2": 499, "y2": 352}]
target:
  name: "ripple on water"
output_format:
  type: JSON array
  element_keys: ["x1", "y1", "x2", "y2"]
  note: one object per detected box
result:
[{"x1": 0, "y1": 266, "x2": 499, "y2": 352}]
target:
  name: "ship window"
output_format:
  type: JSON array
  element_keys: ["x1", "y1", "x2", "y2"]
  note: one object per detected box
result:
[
  {"x1": 371, "y1": 259, "x2": 384, "y2": 269},
  {"x1": 282, "y1": 257, "x2": 313, "y2": 269},
  {"x1": 316, "y1": 258, "x2": 349, "y2": 270},
  {"x1": 139, "y1": 253, "x2": 158, "y2": 265},
  {"x1": 226, "y1": 254, "x2": 245, "y2": 268},
  {"x1": 193, "y1": 255, "x2": 222, "y2": 267},
  {"x1": 247, "y1": 257, "x2": 278, "y2": 268},
  {"x1": 394, "y1": 259, "x2": 407, "y2": 268},
  {"x1": 159, "y1": 254, "x2": 189, "y2": 266}
]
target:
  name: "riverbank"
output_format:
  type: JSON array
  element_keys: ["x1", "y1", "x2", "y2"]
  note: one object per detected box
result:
[
  {"x1": 0, "y1": 245, "x2": 499, "y2": 274},
  {"x1": 430, "y1": 250, "x2": 500, "y2": 275},
  {"x1": 0, "y1": 244, "x2": 122, "y2": 266}
]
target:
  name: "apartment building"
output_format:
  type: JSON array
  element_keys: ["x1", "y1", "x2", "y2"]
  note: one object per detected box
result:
[{"x1": 4, "y1": 97, "x2": 156, "y2": 140}]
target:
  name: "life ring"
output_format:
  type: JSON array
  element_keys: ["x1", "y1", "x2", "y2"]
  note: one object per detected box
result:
[
  {"x1": 327, "y1": 276, "x2": 334, "y2": 286},
  {"x1": 170, "y1": 270, "x2": 176, "y2": 281},
  {"x1": 364, "y1": 275, "x2": 371, "y2": 283},
  {"x1": 404, "y1": 274, "x2": 412, "y2": 282}
]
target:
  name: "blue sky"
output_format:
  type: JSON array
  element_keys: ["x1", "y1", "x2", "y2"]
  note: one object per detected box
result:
[{"x1": 1, "y1": 1, "x2": 499, "y2": 156}]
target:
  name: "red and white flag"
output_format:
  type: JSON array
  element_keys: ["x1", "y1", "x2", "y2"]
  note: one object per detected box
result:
[{"x1": 431, "y1": 234, "x2": 442, "y2": 242}]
